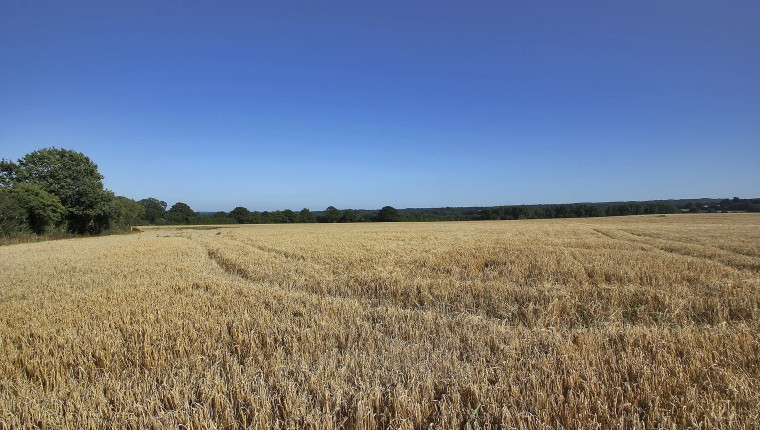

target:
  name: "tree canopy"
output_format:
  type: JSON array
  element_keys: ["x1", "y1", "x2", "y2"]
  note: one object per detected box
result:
[
  {"x1": 0, "y1": 184, "x2": 65, "y2": 235},
  {"x1": 322, "y1": 206, "x2": 341, "y2": 223},
  {"x1": 139, "y1": 198, "x2": 167, "y2": 224},
  {"x1": 299, "y1": 208, "x2": 315, "y2": 223},
  {"x1": 109, "y1": 196, "x2": 146, "y2": 230},
  {"x1": 166, "y1": 202, "x2": 197, "y2": 224},
  {"x1": 377, "y1": 206, "x2": 399, "y2": 222},
  {"x1": 4, "y1": 148, "x2": 113, "y2": 233},
  {"x1": 230, "y1": 206, "x2": 251, "y2": 223}
]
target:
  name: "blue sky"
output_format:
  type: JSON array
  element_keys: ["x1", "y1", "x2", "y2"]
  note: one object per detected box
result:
[{"x1": 1, "y1": 1, "x2": 758, "y2": 211}]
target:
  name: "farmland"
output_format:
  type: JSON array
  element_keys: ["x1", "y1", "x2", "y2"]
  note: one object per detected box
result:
[{"x1": 1, "y1": 214, "x2": 758, "y2": 428}]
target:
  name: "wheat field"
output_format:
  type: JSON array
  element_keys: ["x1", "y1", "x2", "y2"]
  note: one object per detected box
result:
[{"x1": 0, "y1": 214, "x2": 758, "y2": 429}]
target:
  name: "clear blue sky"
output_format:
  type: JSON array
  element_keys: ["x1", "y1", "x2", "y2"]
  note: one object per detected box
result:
[{"x1": 1, "y1": 1, "x2": 758, "y2": 211}]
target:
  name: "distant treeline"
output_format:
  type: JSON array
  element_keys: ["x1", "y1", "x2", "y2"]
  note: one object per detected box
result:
[
  {"x1": 2, "y1": 148, "x2": 758, "y2": 238},
  {"x1": 478, "y1": 203, "x2": 679, "y2": 220},
  {"x1": 133, "y1": 201, "x2": 688, "y2": 226},
  {"x1": 180, "y1": 198, "x2": 760, "y2": 225},
  {"x1": 682, "y1": 197, "x2": 760, "y2": 213},
  {"x1": 142, "y1": 203, "x2": 402, "y2": 225}
]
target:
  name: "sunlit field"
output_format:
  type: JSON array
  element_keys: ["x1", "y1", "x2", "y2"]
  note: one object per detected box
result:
[{"x1": 1, "y1": 214, "x2": 758, "y2": 428}]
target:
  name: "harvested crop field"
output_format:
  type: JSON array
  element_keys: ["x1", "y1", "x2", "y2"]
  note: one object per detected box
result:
[{"x1": 1, "y1": 214, "x2": 758, "y2": 428}]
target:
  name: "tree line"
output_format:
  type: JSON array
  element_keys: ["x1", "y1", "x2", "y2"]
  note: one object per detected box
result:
[
  {"x1": 478, "y1": 202, "x2": 679, "y2": 220},
  {"x1": 2, "y1": 147, "x2": 755, "y2": 237},
  {"x1": 682, "y1": 197, "x2": 760, "y2": 213},
  {"x1": 0, "y1": 147, "x2": 403, "y2": 236},
  {"x1": 139, "y1": 203, "x2": 401, "y2": 225},
  {"x1": 135, "y1": 201, "x2": 682, "y2": 226},
  {"x1": 1, "y1": 148, "x2": 144, "y2": 236}
]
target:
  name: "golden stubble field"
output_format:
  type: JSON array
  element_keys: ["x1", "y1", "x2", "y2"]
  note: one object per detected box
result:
[{"x1": 1, "y1": 214, "x2": 758, "y2": 429}]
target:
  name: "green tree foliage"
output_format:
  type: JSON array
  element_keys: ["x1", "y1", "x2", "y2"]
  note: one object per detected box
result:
[
  {"x1": 109, "y1": 196, "x2": 146, "y2": 229},
  {"x1": 478, "y1": 203, "x2": 678, "y2": 220},
  {"x1": 0, "y1": 189, "x2": 27, "y2": 235},
  {"x1": 166, "y1": 202, "x2": 197, "y2": 224},
  {"x1": 16, "y1": 184, "x2": 66, "y2": 234},
  {"x1": 0, "y1": 184, "x2": 65, "y2": 235},
  {"x1": 377, "y1": 206, "x2": 399, "y2": 222},
  {"x1": 191, "y1": 211, "x2": 234, "y2": 225},
  {"x1": 322, "y1": 206, "x2": 342, "y2": 223},
  {"x1": 139, "y1": 198, "x2": 168, "y2": 224},
  {"x1": 9, "y1": 148, "x2": 113, "y2": 233},
  {"x1": 340, "y1": 209, "x2": 358, "y2": 223},
  {"x1": 266, "y1": 211, "x2": 286, "y2": 223},
  {"x1": 299, "y1": 208, "x2": 315, "y2": 223},
  {"x1": 0, "y1": 159, "x2": 18, "y2": 188},
  {"x1": 717, "y1": 198, "x2": 760, "y2": 212},
  {"x1": 230, "y1": 206, "x2": 251, "y2": 223},
  {"x1": 249, "y1": 211, "x2": 264, "y2": 224},
  {"x1": 281, "y1": 209, "x2": 297, "y2": 223}
]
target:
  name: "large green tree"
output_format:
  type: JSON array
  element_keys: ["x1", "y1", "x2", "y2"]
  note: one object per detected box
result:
[
  {"x1": 166, "y1": 202, "x2": 196, "y2": 224},
  {"x1": 139, "y1": 198, "x2": 167, "y2": 224},
  {"x1": 230, "y1": 206, "x2": 251, "y2": 223},
  {"x1": 4, "y1": 148, "x2": 113, "y2": 233}
]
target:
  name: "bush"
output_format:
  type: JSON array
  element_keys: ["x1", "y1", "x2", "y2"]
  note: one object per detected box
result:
[{"x1": 0, "y1": 184, "x2": 65, "y2": 235}]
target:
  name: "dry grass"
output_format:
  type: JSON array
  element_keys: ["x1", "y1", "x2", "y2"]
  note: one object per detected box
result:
[{"x1": 0, "y1": 214, "x2": 758, "y2": 428}]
